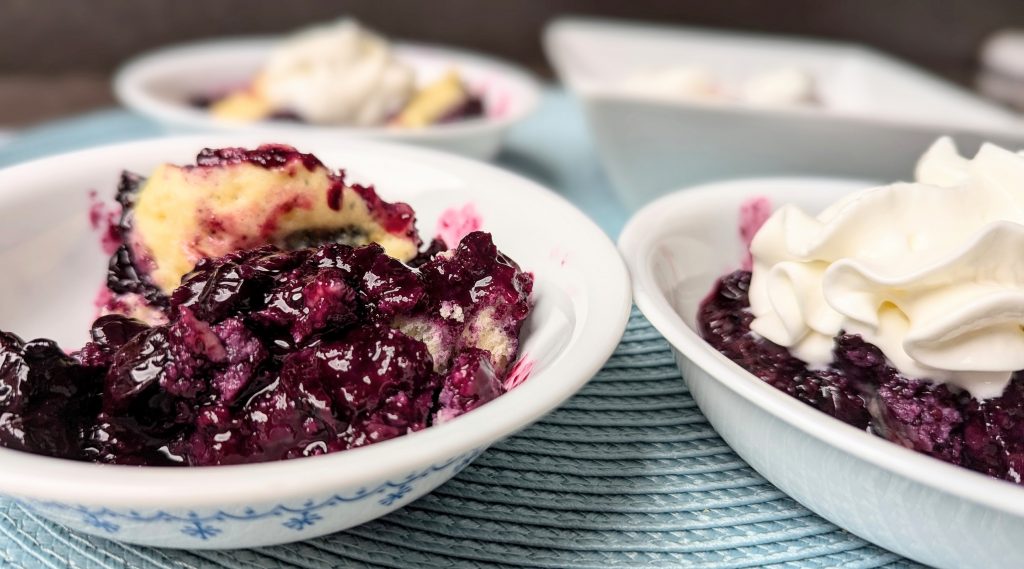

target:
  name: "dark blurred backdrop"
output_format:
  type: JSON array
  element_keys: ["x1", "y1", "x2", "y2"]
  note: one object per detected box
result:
[{"x1": 3, "y1": 0, "x2": 1024, "y2": 126}]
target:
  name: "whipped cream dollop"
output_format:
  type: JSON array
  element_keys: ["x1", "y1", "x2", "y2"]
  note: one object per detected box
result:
[
  {"x1": 260, "y1": 19, "x2": 415, "y2": 125},
  {"x1": 749, "y1": 138, "x2": 1024, "y2": 399}
]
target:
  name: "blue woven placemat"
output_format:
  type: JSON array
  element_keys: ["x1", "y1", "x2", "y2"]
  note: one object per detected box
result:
[{"x1": 0, "y1": 92, "x2": 923, "y2": 568}]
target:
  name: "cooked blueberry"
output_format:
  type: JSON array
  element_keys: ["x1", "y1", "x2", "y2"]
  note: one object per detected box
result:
[
  {"x1": 0, "y1": 332, "x2": 101, "y2": 460},
  {"x1": 107, "y1": 243, "x2": 167, "y2": 306},
  {"x1": 434, "y1": 348, "x2": 502, "y2": 424},
  {"x1": 0, "y1": 232, "x2": 530, "y2": 465}
]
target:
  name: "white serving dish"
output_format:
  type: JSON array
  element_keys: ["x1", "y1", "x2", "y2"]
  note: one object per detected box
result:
[
  {"x1": 619, "y1": 177, "x2": 1024, "y2": 569},
  {"x1": 546, "y1": 17, "x2": 1024, "y2": 210},
  {"x1": 0, "y1": 135, "x2": 631, "y2": 549},
  {"x1": 114, "y1": 38, "x2": 542, "y2": 161}
]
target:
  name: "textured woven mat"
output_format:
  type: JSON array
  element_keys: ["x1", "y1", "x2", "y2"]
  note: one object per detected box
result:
[{"x1": 0, "y1": 92, "x2": 925, "y2": 567}]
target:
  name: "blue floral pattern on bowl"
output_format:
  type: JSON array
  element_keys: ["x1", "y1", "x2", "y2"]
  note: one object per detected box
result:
[{"x1": 13, "y1": 447, "x2": 484, "y2": 546}]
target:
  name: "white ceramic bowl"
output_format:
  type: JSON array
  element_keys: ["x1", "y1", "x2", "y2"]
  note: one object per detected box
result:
[
  {"x1": 114, "y1": 38, "x2": 542, "y2": 160},
  {"x1": 620, "y1": 178, "x2": 1024, "y2": 569},
  {"x1": 0, "y1": 135, "x2": 631, "y2": 549},
  {"x1": 546, "y1": 17, "x2": 1024, "y2": 210}
]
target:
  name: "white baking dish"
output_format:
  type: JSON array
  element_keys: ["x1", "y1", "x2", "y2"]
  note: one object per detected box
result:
[{"x1": 546, "y1": 17, "x2": 1024, "y2": 210}]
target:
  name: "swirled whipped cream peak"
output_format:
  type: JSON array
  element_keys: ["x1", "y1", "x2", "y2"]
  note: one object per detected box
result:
[
  {"x1": 748, "y1": 137, "x2": 1024, "y2": 399},
  {"x1": 258, "y1": 18, "x2": 415, "y2": 125}
]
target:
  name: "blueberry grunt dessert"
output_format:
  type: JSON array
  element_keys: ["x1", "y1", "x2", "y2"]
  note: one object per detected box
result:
[
  {"x1": 0, "y1": 146, "x2": 533, "y2": 466},
  {"x1": 699, "y1": 138, "x2": 1024, "y2": 484},
  {"x1": 204, "y1": 19, "x2": 485, "y2": 128}
]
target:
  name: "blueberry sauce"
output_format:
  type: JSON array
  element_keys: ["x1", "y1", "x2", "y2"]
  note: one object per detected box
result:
[
  {"x1": 326, "y1": 184, "x2": 343, "y2": 211},
  {"x1": 343, "y1": 176, "x2": 417, "y2": 237},
  {"x1": 437, "y1": 95, "x2": 485, "y2": 124},
  {"x1": 0, "y1": 233, "x2": 532, "y2": 466},
  {"x1": 195, "y1": 145, "x2": 324, "y2": 172},
  {"x1": 699, "y1": 270, "x2": 1024, "y2": 484}
]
